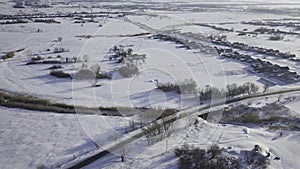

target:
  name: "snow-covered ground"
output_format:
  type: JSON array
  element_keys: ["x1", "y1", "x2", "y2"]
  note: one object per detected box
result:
[
  {"x1": 86, "y1": 116, "x2": 300, "y2": 169},
  {"x1": 0, "y1": 16, "x2": 264, "y2": 108},
  {"x1": 1, "y1": 1, "x2": 300, "y2": 169},
  {"x1": 285, "y1": 95, "x2": 300, "y2": 118},
  {"x1": 1, "y1": 92, "x2": 299, "y2": 169},
  {"x1": 0, "y1": 107, "x2": 129, "y2": 169},
  {"x1": 0, "y1": 1, "x2": 299, "y2": 109}
]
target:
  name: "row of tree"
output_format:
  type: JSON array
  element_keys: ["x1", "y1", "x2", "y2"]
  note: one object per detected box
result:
[
  {"x1": 199, "y1": 82, "x2": 259, "y2": 101},
  {"x1": 156, "y1": 79, "x2": 198, "y2": 94},
  {"x1": 156, "y1": 79, "x2": 259, "y2": 100}
]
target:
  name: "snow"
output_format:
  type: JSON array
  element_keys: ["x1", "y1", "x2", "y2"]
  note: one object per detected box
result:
[
  {"x1": 0, "y1": 18, "x2": 148, "y2": 106},
  {"x1": 285, "y1": 95, "x2": 300, "y2": 118},
  {"x1": 0, "y1": 1, "x2": 300, "y2": 169},
  {"x1": 0, "y1": 17, "x2": 263, "y2": 108},
  {"x1": 0, "y1": 107, "x2": 128, "y2": 169},
  {"x1": 84, "y1": 117, "x2": 300, "y2": 169},
  {"x1": 1, "y1": 96, "x2": 299, "y2": 169}
]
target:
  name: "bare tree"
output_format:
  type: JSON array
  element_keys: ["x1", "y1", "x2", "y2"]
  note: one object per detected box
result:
[
  {"x1": 89, "y1": 64, "x2": 100, "y2": 87},
  {"x1": 263, "y1": 84, "x2": 269, "y2": 93},
  {"x1": 90, "y1": 64, "x2": 100, "y2": 74},
  {"x1": 120, "y1": 145, "x2": 127, "y2": 162},
  {"x1": 277, "y1": 94, "x2": 282, "y2": 102},
  {"x1": 83, "y1": 54, "x2": 89, "y2": 62},
  {"x1": 57, "y1": 36, "x2": 63, "y2": 42}
]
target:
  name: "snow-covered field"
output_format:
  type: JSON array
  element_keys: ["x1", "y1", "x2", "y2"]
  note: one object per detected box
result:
[
  {"x1": 0, "y1": 16, "x2": 263, "y2": 108},
  {"x1": 1, "y1": 100, "x2": 299, "y2": 169},
  {"x1": 0, "y1": 107, "x2": 130, "y2": 169},
  {"x1": 85, "y1": 93, "x2": 300, "y2": 169},
  {"x1": 86, "y1": 122, "x2": 300, "y2": 169},
  {"x1": 0, "y1": 0, "x2": 299, "y2": 108},
  {"x1": 1, "y1": 0, "x2": 300, "y2": 169}
]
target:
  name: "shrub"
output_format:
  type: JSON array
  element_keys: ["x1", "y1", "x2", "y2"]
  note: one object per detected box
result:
[
  {"x1": 2, "y1": 92, "x2": 47, "y2": 105},
  {"x1": 246, "y1": 145, "x2": 269, "y2": 169},
  {"x1": 178, "y1": 79, "x2": 198, "y2": 94},
  {"x1": 54, "y1": 47, "x2": 69, "y2": 53},
  {"x1": 0, "y1": 91, "x2": 76, "y2": 113},
  {"x1": 83, "y1": 55, "x2": 89, "y2": 62},
  {"x1": 27, "y1": 60, "x2": 62, "y2": 65},
  {"x1": 208, "y1": 144, "x2": 222, "y2": 158},
  {"x1": 50, "y1": 70, "x2": 70, "y2": 78},
  {"x1": 36, "y1": 163, "x2": 46, "y2": 169},
  {"x1": 175, "y1": 144, "x2": 240, "y2": 169},
  {"x1": 2, "y1": 52, "x2": 15, "y2": 60},
  {"x1": 72, "y1": 56, "x2": 78, "y2": 62},
  {"x1": 74, "y1": 69, "x2": 95, "y2": 80},
  {"x1": 269, "y1": 34, "x2": 283, "y2": 41},
  {"x1": 268, "y1": 125, "x2": 287, "y2": 131},
  {"x1": 118, "y1": 63, "x2": 139, "y2": 77},
  {"x1": 243, "y1": 113, "x2": 260, "y2": 123},
  {"x1": 17, "y1": 96, "x2": 49, "y2": 105},
  {"x1": 0, "y1": 93, "x2": 5, "y2": 102}
]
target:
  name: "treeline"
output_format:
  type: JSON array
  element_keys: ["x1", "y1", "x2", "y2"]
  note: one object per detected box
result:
[
  {"x1": 195, "y1": 23, "x2": 234, "y2": 32},
  {"x1": 0, "y1": 19, "x2": 28, "y2": 25},
  {"x1": 199, "y1": 82, "x2": 259, "y2": 101},
  {"x1": 156, "y1": 79, "x2": 259, "y2": 100},
  {"x1": 34, "y1": 19, "x2": 61, "y2": 24},
  {"x1": 156, "y1": 79, "x2": 197, "y2": 94}
]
